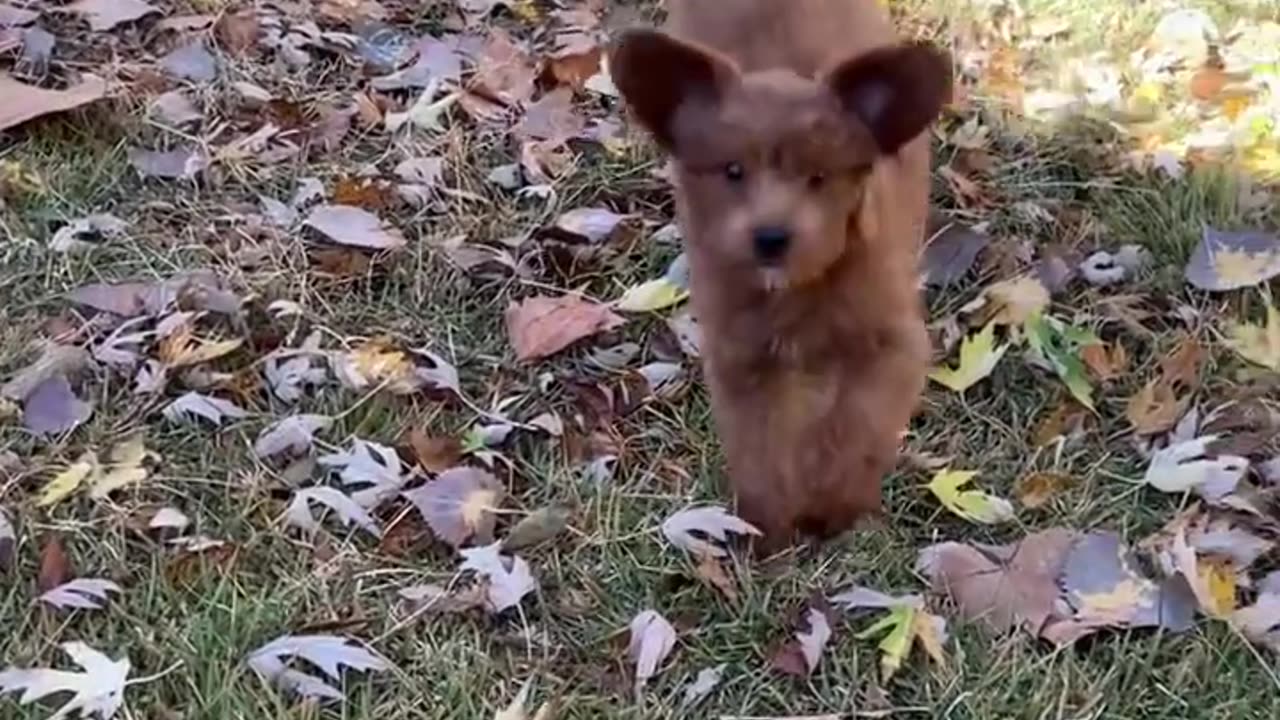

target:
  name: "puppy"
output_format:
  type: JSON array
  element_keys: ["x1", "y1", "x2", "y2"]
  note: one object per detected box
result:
[{"x1": 610, "y1": 0, "x2": 952, "y2": 552}]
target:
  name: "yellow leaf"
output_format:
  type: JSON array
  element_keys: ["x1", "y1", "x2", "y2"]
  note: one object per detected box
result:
[
  {"x1": 38, "y1": 452, "x2": 97, "y2": 507},
  {"x1": 912, "y1": 609, "x2": 949, "y2": 669},
  {"x1": 90, "y1": 437, "x2": 150, "y2": 499},
  {"x1": 1226, "y1": 301, "x2": 1280, "y2": 371},
  {"x1": 963, "y1": 275, "x2": 1049, "y2": 327},
  {"x1": 342, "y1": 339, "x2": 419, "y2": 392},
  {"x1": 614, "y1": 278, "x2": 688, "y2": 313},
  {"x1": 1211, "y1": 248, "x2": 1280, "y2": 290},
  {"x1": 1202, "y1": 560, "x2": 1237, "y2": 617},
  {"x1": 928, "y1": 322, "x2": 1009, "y2": 392},
  {"x1": 927, "y1": 469, "x2": 1016, "y2": 524},
  {"x1": 857, "y1": 605, "x2": 915, "y2": 681},
  {"x1": 460, "y1": 488, "x2": 500, "y2": 530}
]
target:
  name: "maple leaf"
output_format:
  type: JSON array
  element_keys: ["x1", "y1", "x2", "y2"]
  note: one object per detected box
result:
[
  {"x1": 162, "y1": 392, "x2": 249, "y2": 426},
  {"x1": 254, "y1": 415, "x2": 332, "y2": 459},
  {"x1": 928, "y1": 321, "x2": 1008, "y2": 392},
  {"x1": 660, "y1": 505, "x2": 761, "y2": 558},
  {"x1": 927, "y1": 468, "x2": 1015, "y2": 524},
  {"x1": 402, "y1": 466, "x2": 504, "y2": 548},
  {"x1": 505, "y1": 295, "x2": 626, "y2": 361},
  {"x1": 246, "y1": 634, "x2": 390, "y2": 701},
  {"x1": 318, "y1": 439, "x2": 410, "y2": 509},
  {"x1": 1144, "y1": 435, "x2": 1248, "y2": 501},
  {"x1": 37, "y1": 452, "x2": 97, "y2": 507},
  {"x1": 0, "y1": 642, "x2": 131, "y2": 719},
  {"x1": 285, "y1": 487, "x2": 382, "y2": 538},
  {"x1": 458, "y1": 543, "x2": 537, "y2": 613}
]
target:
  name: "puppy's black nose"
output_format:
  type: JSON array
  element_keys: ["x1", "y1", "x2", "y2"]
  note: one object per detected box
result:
[{"x1": 753, "y1": 226, "x2": 790, "y2": 262}]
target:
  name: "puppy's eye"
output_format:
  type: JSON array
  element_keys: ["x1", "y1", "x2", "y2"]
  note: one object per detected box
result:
[
  {"x1": 724, "y1": 162, "x2": 745, "y2": 183},
  {"x1": 807, "y1": 173, "x2": 826, "y2": 190}
]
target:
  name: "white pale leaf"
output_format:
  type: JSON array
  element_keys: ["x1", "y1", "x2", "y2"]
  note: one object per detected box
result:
[
  {"x1": 304, "y1": 204, "x2": 406, "y2": 250},
  {"x1": 0, "y1": 641, "x2": 131, "y2": 719},
  {"x1": 148, "y1": 506, "x2": 190, "y2": 531},
  {"x1": 318, "y1": 439, "x2": 409, "y2": 509},
  {"x1": 39, "y1": 578, "x2": 122, "y2": 611},
  {"x1": 285, "y1": 487, "x2": 382, "y2": 538},
  {"x1": 628, "y1": 610, "x2": 676, "y2": 698},
  {"x1": 162, "y1": 391, "x2": 249, "y2": 426},
  {"x1": 264, "y1": 354, "x2": 327, "y2": 403},
  {"x1": 795, "y1": 608, "x2": 832, "y2": 672},
  {"x1": 829, "y1": 585, "x2": 924, "y2": 611},
  {"x1": 411, "y1": 348, "x2": 461, "y2": 395},
  {"x1": 661, "y1": 505, "x2": 761, "y2": 558},
  {"x1": 458, "y1": 542, "x2": 537, "y2": 613},
  {"x1": 254, "y1": 415, "x2": 332, "y2": 458},
  {"x1": 680, "y1": 664, "x2": 725, "y2": 709},
  {"x1": 1144, "y1": 435, "x2": 1249, "y2": 500},
  {"x1": 246, "y1": 634, "x2": 390, "y2": 702}
]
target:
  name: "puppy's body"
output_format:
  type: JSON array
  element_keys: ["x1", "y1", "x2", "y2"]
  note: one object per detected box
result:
[{"x1": 612, "y1": 0, "x2": 949, "y2": 550}]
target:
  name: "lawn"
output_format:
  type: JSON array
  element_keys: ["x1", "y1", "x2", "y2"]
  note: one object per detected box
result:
[{"x1": 3, "y1": 1, "x2": 1280, "y2": 719}]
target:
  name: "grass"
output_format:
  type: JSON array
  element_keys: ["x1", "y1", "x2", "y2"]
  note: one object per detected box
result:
[{"x1": 4, "y1": 1, "x2": 1280, "y2": 719}]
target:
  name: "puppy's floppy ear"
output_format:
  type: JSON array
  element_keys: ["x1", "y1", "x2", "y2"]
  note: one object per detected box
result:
[
  {"x1": 609, "y1": 29, "x2": 738, "y2": 151},
  {"x1": 825, "y1": 41, "x2": 952, "y2": 155}
]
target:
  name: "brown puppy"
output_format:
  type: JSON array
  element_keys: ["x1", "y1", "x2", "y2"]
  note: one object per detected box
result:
[{"x1": 610, "y1": 0, "x2": 952, "y2": 552}]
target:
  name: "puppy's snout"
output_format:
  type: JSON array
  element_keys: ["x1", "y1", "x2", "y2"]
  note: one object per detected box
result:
[{"x1": 752, "y1": 226, "x2": 791, "y2": 263}]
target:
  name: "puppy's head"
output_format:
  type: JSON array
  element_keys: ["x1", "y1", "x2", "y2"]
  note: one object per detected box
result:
[{"x1": 610, "y1": 31, "x2": 951, "y2": 291}]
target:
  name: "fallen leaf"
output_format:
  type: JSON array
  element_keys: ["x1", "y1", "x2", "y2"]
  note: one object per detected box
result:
[
  {"x1": 965, "y1": 275, "x2": 1050, "y2": 327},
  {"x1": 149, "y1": 507, "x2": 190, "y2": 531},
  {"x1": 398, "y1": 582, "x2": 488, "y2": 615},
  {"x1": 0, "y1": 642, "x2": 131, "y2": 719},
  {"x1": 0, "y1": 73, "x2": 102, "y2": 133},
  {"x1": 1172, "y1": 529, "x2": 1236, "y2": 618},
  {"x1": 38, "y1": 452, "x2": 97, "y2": 507},
  {"x1": 1185, "y1": 227, "x2": 1280, "y2": 291},
  {"x1": 318, "y1": 439, "x2": 410, "y2": 509},
  {"x1": 254, "y1": 414, "x2": 332, "y2": 459},
  {"x1": 1231, "y1": 592, "x2": 1280, "y2": 653},
  {"x1": 502, "y1": 505, "x2": 571, "y2": 552},
  {"x1": 1014, "y1": 471, "x2": 1075, "y2": 508},
  {"x1": 129, "y1": 147, "x2": 207, "y2": 179},
  {"x1": 922, "y1": 220, "x2": 989, "y2": 287},
  {"x1": 1226, "y1": 299, "x2": 1280, "y2": 371},
  {"x1": 771, "y1": 606, "x2": 832, "y2": 677},
  {"x1": 927, "y1": 468, "x2": 1015, "y2": 524},
  {"x1": 285, "y1": 486, "x2": 383, "y2": 538},
  {"x1": 90, "y1": 436, "x2": 150, "y2": 499},
  {"x1": 49, "y1": 213, "x2": 128, "y2": 253},
  {"x1": 628, "y1": 610, "x2": 676, "y2": 698},
  {"x1": 615, "y1": 277, "x2": 688, "y2": 313},
  {"x1": 246, "y1": 634, "x2": 389, "y2": 701},
  {"x1": 693, "y1": 550, "x2": 739, "y2": 602},
  {"x1": 829, "y1": 585, "x2": 923, "y2": 611},
  {"x1": 160, "y1": 41, "x2": 218, "y2": 82},
  {"x1": 403, "y1": 466, "x2": 504, "y2": 548},
  {"x1": 1025, "y1": 312, "x2": 1097, "y2": 411},
  {"x1": 1, "y1": 344, "x2": 90, "y2": 402},
  {"x1": 661, "y1": 505, "x2": 762, "y2": 558},
  {"x1": 1144, "y1": 435, "x2": 1248, "y2": 501},
  {"x1": 1059, "y1": 531, "x2": 1194, "y2": 637},
  {"x1": 60, "y1": 0, "x2": 157, "y2": 31},
  {"x1": 37, "y1": 534, "x2": 71, "y2": 593},
  {"x1": 458, "y1": 542, "x2": 537, "y2": 613},
  {"x1": 305, "y1": 204, "x2": 406, "y2": 250},
  {"x1": 23, "y1": 374, "x2": 92, "y2": 437},
  {"x1": 162, "y1": 392, "x2": 248, "y2": 426},
  {"x1": 39, "y1": 578, "x2": 121, "y2": 611},
  {"x1": 157, "y1": 327, "x2": 242, "y2": 368},
  {"x1": 505, "y1": 295, "x2": 626, "y2": 361},
  {"x1": 855, "y1": 604, "x2": 929, "y2": 681},
  {"x1": 1080, "y1": 342, "x2": 1128, "y2": 381},
  {"x1": 1126, "y1": 378, "x2": 1190, "y2": 435},
  {"x1": 550, "y1": 207, "x2": 629, "y2": 243},
  {"x1": 918, "y1": 528, "x2": 1078, "y2": 637},
  {"x1": 404, "y1": 429, "x2": 463, "y2": 473},
  {"x1": 680, "y1": 663, "x2": 725, "y2": 709},
  {"x1": 928, "y1": 321, "x2": 1009, "y2": 393}
]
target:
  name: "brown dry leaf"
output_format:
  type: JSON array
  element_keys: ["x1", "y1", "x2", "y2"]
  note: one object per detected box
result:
[
  {"x1": 310, "y1": 247, "x2": 372, "y2": 278},
  {"x1": 694, "y1": 551, "x2": 739, "y2": 603},
  {"x1": 404, "y1": 429, "x2": 463, "y2": 474},
  {"x1": 1161, "y1": 335, "x2": 1203, "y2": 387},
  {"x1": 1031, "y1": 399, "x2": 1093, "y2": 447},
  {"x1": 157, "y1": 328, "x2": 243, "y2": 369},
  {"x1": 1015, "y1": 471, "x2": 1075, "y2": 509},
  {"x1": 402, "y1": 467, "x2": 505, "y2": 548},
  {"x1": 332, "y1": 177, "x2": 394, "y2": 210},
  {"x1": 215, "y1": 10, "x2": 259, "y2": 55},
  {"x1": 514, "y1": 88, "x2": 584, "y2": 145},
  {"x1": 37, "y1": 534, "x2": 71, "y2": 593},
  {"x1": 505, "y1": 295, "x2": 626, "y2": 361},
  {"x1": 0, "y1": 73, "x2": 107, "y2": 132},
  {"x1": 1126, "y1": 379, "x2": 1189, "y2": 436},
  {"x1": 1080, "y1": 342, "x2": 1128, "y2": 381},
  {"x1": 469, "y1": 29, "x2": 536, "y2": 106},
  {"x1": 769, "y1": 600, "x2": 834, "y2": 678}
]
